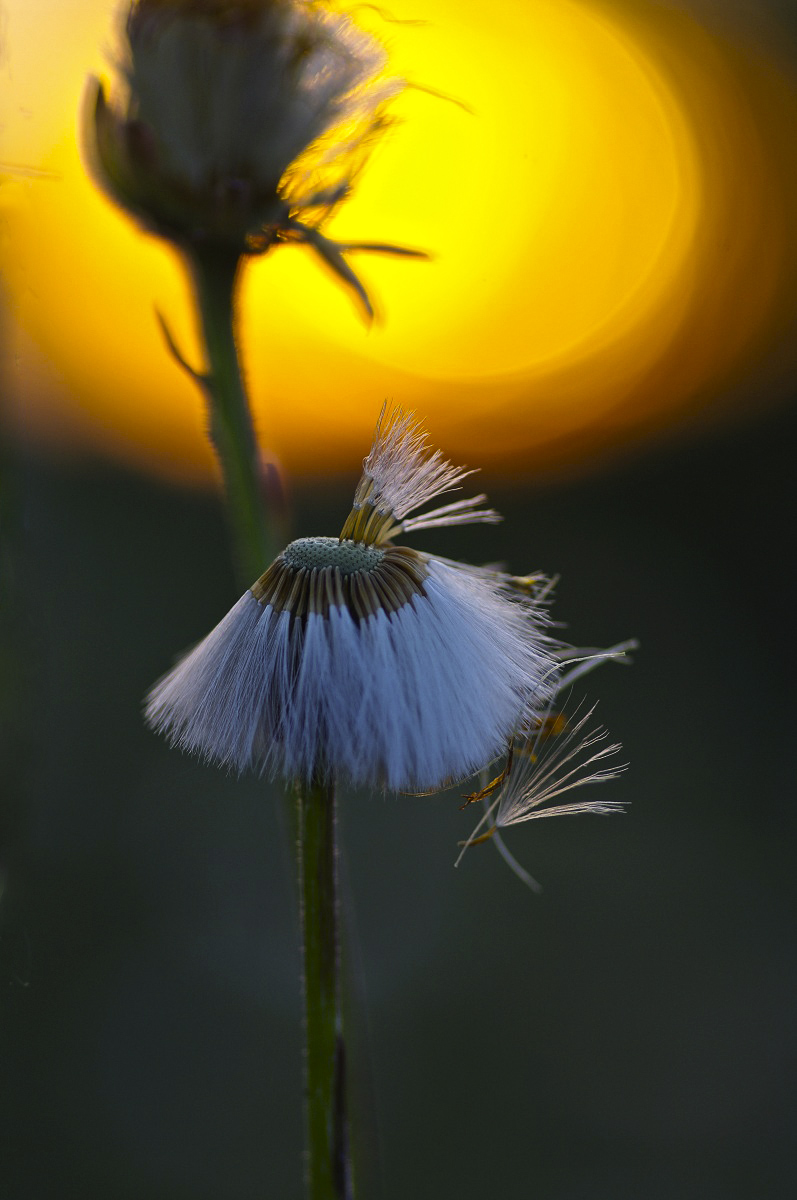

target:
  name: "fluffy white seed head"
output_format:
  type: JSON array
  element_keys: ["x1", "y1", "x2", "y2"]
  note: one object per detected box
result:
[
  {"x1": 146, "y1": 555, "x2": 557, "y2": 789},
  {"x1": 145, "y1": 409, "x2": 560, "y2": 789}
]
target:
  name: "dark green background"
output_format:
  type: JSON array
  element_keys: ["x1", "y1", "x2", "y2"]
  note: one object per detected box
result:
[{"x1": 2, "y1": 389, "x2": 795, "y2": 1199}]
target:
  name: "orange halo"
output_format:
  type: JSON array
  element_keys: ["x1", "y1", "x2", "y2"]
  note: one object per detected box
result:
[{"x1": 1, "y1": 0, "x2": 796, "y2": 482}]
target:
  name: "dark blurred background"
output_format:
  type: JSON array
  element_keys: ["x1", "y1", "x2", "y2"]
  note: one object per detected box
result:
[
  {"x1": 1, "y1": 389, "x2": 796, "y2": 1199},
  {"x1": 4, "y1": 0, "x2": 797, "y2": 1193}
]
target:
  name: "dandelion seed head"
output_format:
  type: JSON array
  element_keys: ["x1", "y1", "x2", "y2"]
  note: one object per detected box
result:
[{"x1": 145, "y1": 407, "x2": 558, "y2": 789}]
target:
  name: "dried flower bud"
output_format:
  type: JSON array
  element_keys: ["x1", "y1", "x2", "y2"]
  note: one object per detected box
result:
[{"x1": 85, "y1": 0, "x2": 402, "y2": 271}]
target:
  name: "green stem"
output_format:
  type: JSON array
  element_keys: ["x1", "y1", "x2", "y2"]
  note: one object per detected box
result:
[
  {"x1": 185, "y1": 242, "x2": 276, "y2": 585},
  {"x1": 294, "y1": 774, "x2": 351, "y2": 1200}
]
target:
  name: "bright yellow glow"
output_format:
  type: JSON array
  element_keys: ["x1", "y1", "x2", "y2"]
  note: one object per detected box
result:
[{"x1": 2, "y1": 0, "x2": 796, "y2": 481}]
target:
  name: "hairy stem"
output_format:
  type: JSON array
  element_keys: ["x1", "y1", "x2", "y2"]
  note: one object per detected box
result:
[
  {"x1": 185, "y1": 243, "x2": 276, "y2": 584},
  {"x1": 294, "y1": 774, "x2": 352, "y2": 1200}
]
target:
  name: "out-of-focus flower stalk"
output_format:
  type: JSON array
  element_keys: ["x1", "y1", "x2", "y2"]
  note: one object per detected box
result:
[
  {"x1": 85, "y1": 0, "x2": 421, "y2": 584},
  {"x1": 185, "y1": 242, "x2": 275, "y2": 582}
]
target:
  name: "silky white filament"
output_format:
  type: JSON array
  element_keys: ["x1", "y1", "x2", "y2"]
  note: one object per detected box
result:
[
  {"x1": 456, "y1": 700, "x2": 627, "y2": 870},
  {"x1": 354, "y1": 405, "x2": 479, "y2": 521}
]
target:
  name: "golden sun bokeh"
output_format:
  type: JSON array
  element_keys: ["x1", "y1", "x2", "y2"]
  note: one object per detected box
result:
[{"x1": 2, "y1": 0, "x2": 797, "y2": 482}]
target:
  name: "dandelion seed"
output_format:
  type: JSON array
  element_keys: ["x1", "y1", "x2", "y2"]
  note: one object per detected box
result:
[
  {"x1": 498, "y1": 704, "x2": 627, "y2": 825},
  {"x1": 457, "y1": 699, "x2": 628, "y2": 873},
  {"x1": 145, "y1": 406, "x2": 559, "y2": 789},
  {"x1": 554, "y1": 639, "x2": 639, "y2": 690}
]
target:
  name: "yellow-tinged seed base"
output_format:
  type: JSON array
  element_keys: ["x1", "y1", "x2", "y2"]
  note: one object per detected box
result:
[
  {"x1": 252, "y1": 540, "x2": 427, "y2": 620},
  {"x1": 340, "y1": 496, "x2": 402, "y2": 546}
]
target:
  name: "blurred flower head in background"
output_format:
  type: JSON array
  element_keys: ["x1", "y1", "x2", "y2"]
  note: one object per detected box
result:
[{"x1": 86, "y1": 0, "x2": 400, "y2": 250}]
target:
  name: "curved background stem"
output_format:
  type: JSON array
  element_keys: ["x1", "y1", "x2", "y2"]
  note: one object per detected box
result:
[{"x1": 185, "y1": 243, "x2": 276, "y2": 585}]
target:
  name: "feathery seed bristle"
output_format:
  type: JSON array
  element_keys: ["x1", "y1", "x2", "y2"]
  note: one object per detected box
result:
[{"x1": 340, "y1": 405, "x2": 500, "y2": 544}]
